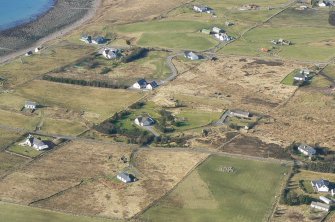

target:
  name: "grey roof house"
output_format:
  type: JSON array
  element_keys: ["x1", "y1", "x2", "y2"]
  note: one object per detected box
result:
[
  {"x1": 184, "y1": 51, "x2": 199, "y2": 60},
  {"x1": 297, "y1": 144, "x2": 316, "y2": 156},
  {"x1": 25, "y1": 101, "x2": 38, "y2": 110},
  {"x1": 229, "y1": 110, "x2": 251, "y2": 118},
  {"x1": 117, "y1": 172, "x2": 137, "y2": 183},
  {"x1": 135, "y1": 116, "x2": 155, "y2": 126},
  {"x1": 311, "y1": 179, "x2": 330, "y2": 192}
]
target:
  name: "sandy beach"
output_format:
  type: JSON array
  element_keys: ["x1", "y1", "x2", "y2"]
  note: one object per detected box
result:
[{"x1": 0, "y1": 0, "x2": 101, "y2": 64}]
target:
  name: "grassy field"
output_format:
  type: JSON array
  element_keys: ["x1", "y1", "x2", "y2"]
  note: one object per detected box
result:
[
  {"x1": 0, "y1": 152, "x2": 28, "y2": 177},
  {"x1": 7, "y1": 145, "x2": 42, "y2": 158},
  {"x1": 0, "y1": 202, "x2": 116, "y2": 222},
  {"x1": 0, "y1": 129, "x2": 23, "y2": 149},
  {"x1": 142, "y1": 155, "x2": 288, "y2": 222},
  {"x1": 15, "y1": 80, "x2": 143, "y2": 123},
  {"x1": 221, "y1": 6, "x2": 335, "y2": 61},
  {"x1": 115, "y1": 20, "x2": 218, "y2": 50}
]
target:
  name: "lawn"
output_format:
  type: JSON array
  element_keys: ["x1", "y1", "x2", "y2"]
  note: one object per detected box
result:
[
  {"x1": 15, "y1": 80, "x2": 143, "y2": 123},
  {"x1": 142, "y1": 155, "x2": 289, "y2": 222},
  {"x1": 8, "y1": 145, "x2": 42, "y2": 158},
  {"x1": 175, "y1": 110, "x2": 221, "y2": 131},
  {"x1": 281, "y1": 69, "x2": 299, "y2": 86},
  {"x1": 0, "y1": 202, "x2": 117, "y2": 222}
]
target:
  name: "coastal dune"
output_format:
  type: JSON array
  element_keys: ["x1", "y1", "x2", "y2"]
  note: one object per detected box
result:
[{"x1": 0, "y1": 0, "x2": 100, "y2": 63}]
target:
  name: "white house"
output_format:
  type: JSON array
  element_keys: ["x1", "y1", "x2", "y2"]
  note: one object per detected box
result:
[
  {"x1": 102, "y1": 48, "x2": 121, "y2": 59},
  {"x1": 212, "y1": 27, "x2": 224, "y2": 34},
  {"x1": 311, "y1": 179, "x2": 330, "y2": 192},
  {"x1": 35, "y1": 47, "x2": 42, "y2": 53},
  {"x1": 146, "y1": 81, "x2": 159, "y2": 90},
  {"x1": 20, "y1": 135, "x2": 49, "y2": 151},
  {"x1": 319, "y1": 2, "x2": 327, "y2": 7},
  {"x1": 132, "y1": 79, "x2": 148, "y2": 89},
  {"x1": 80, "y1": 35, "x2": 92, "y2": 44},
  {"x1": 297, "y1": 144, "x2": 316, "y2": 156},
  {"x1": 117, "y1": 172, "x2": 137, "y2": 183},
  {"x1": 184, "y1": 51, "x2": 199, "y2": 60},
  {"x1": 25, "y1": 51, "x2": 33, "y2": 56},
  {"x1": 310, "y1": 201, "x2": 330, "y2": 212},
  {"x1": 294, "y1": 72, "x2": 307, "y2": 82},
  {"x1": 25, "y1": 101, "x2": 37, "y2": 110},
  {"x1": 319, "y1": 196, "x2": 332, "y2": 204},
  {"x1": 193, "y1": 5, "x2": 214, "y2": 13},
  {"x1": 134, "y1": 116, "x2": 155, "y2": 126}
]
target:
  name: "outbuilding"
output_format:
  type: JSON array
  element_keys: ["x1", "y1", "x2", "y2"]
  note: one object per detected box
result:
[
  {"x1": 310, "y1": 201, "x2": 330, "y2": 212},
  {"x1": 297, "y1": 144, "x2": 316, "y2": 157},
  {"x1": 25, "y1": 101, "x2": 38, "y2": 110}
]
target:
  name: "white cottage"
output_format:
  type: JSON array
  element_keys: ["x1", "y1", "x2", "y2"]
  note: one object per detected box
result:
[
  {"x1": 20, "y1": 135, "x2": 49, "y2": 151},
  {"x1": 25, "y1": 101, "x2": 37, "y2": 110},
  {"x1": 311, "y1": 179, "x2": 330, "y2": 192},
  {"x1": 134, "y1": 116, "x2": 155, "y2": 126},
  {"x1": 298, "y1": 144, "x2": 316, "y2": 156}
]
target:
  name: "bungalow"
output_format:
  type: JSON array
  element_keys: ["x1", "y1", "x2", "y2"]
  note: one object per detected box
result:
[
  {"x1": 134, "y1": 116, "x2": 155, "y2": 126},
  {"x1": 25, "y1": 101, "x2": 38, "y2": 110},
  {"x1": 92, "y1": 36, "x2": 107, "y2": 44},
  {"x1": 184, "y1": 51, "x2": 199, "y2": 60},
  {"x1": 229, "y1": 110, "x2": 251, "y2": 118},
  {"x1": 214, "y1": 33, "x2": 233, "y2": 42},
  {"x1": 310, "y1": 201, "x2": 330, "y2": 212},
  {"x1": 146, "y1": 81, "x2": 159, "y2": 90},
  {"x1": 297, "y1": 144, "x2": 316, "y2": 156},
  {"x1": 80, "y1": 35, "x2": 92, "y2": 44},
  {"x1": 193, "y1": 5, "x2": 214, "y2": 14},
  {"x1": 294, "y1": 72, "x2": 307, "y2": 82},
  {"x1": 20, "y1": 134, "x2": 49, "y2": 151},
  {"x1": 102, "y1": 48, "x2": 121, "y2": 59},
  {"x1": 212, "y1": 27, "x2": 224, "y2": 34},
  {"x1": 311, "y1": 179, "x2": 330, "y2": 192},
  {"x1": 117, "y1": 172, "x2": 137, "y2": 183},
  {"x1": 132, "y1": 79, "x2": 148, "y2": 89}
]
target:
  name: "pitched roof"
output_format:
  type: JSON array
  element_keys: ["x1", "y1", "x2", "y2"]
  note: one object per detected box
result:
[
  {"x1": 311, "y1": 201, "x2": 330, "y2": 210},
  {"x1": 148, "y1": 81, "x2": 158, "y2": 88},
  {"x1": 117, "y1": 172, "x2": 136, "y2": 182},
  {"x1": 298, "y1": 144, "x2": 316, "y2": 155},
  {"x1": 29, "y1": 137, "x2": 46, "y2": 147},
  {"x1": 25, "y1": 101, "x2": 37, "y2": 106},
  {"x1": 137, "y1": 79, "x2": 148, "y2": 86},
  {"x1": 312, "y1": 179, "x2": 330, "y2": 188}
]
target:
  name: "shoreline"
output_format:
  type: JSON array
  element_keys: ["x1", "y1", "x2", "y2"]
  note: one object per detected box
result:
[{"x1": 0, "y1": 0, "x2": 101, "y2": 64}]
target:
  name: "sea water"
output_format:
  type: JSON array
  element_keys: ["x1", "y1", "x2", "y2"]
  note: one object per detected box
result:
[{"x1": 0, "y1": 0, "x2": 54, "y2": 31}]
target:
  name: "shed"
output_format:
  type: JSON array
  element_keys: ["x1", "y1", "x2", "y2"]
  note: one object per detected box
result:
[
  {"x1": 201, "y1": 29, "x2": 211, "y2": 34},
  {"x1": 212, "y1": 27, "x2": 224, "y2": 34},
  {"x1": 320, "y1": 196, "x2": 332, "y2": 204},
  {"x1": 229, "y1": 110, "x2": 251, "y2": 118},
  {"x1": 92, "y1": 36, "x2": 107, "y2": 44}
]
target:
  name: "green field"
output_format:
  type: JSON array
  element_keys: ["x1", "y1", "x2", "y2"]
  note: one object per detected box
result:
[
  {"x1": 281, "y1": 69, "x2": 299, "y2": 85},
  {"x1": 221, "y1": 5, "x2": 335, "y2": 61},
  {"x1": 142, "y1": 155, "x2": 288, "y2": 222},
  {"x1": 115, "y1": 20, "x2": 218, "y2": 50},
  {"x1": 0, "y1": 202, "x2": 117, "y2": 222}
]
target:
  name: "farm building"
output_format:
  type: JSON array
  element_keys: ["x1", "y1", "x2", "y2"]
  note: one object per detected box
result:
[
  {"x1": 80, "y1": 35, "x2": 92, "y2": 44},
  {"x1": 297, "y1": 144, "x2": 316, "y2": 157},
  {"x1": 92, "y1": 36, "x2": 107, "y2": 44},
  {"x1": 311, "y1": 179, "x2": 330, "y2": 192},
  {"x1": 212, "y1": 27, "x2": 224, "y2": 34},
  {"x1": 214, "y1": 33, "x2": 234, "y2": 42},
  {"x1": 319, "y1": 196, "x2": 332, "y2": 204},
  {"x1": 310, "y1": 201, "x2": 330, "y2": 212},
  {"x1": 102, "y1": 48, "x2": 121, "y2": 59},
  {"x1": 300, "y1": 68, "x2": 310, "y2": 76},
  {"x1": 193, "y1": 5, "x2": 214, "y2": 14},
  {"x1": 20, "y1": 134, "x2": 49, "y2": 151},
  {"x1": 184, "y1": 51, "x2": 199, "y2": 60},
  {"x1": 225, "y1": 21, "x2": 234, "y2": 26},
  {"x1": 229, "y1": 110, "x2": 251, "y2": 118},
  {"x1": 134, "y1": 116, "x2": 155, "y2": 126},
  {"x1": 146, "y1": 81, "x2": 159, "y2": 90},
  {"x1": 25, "y1": 101, "x2": 38, "y2": 110},
  {"x1": 117, "y1": 172, "x2": 137, "y2": 183}
]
